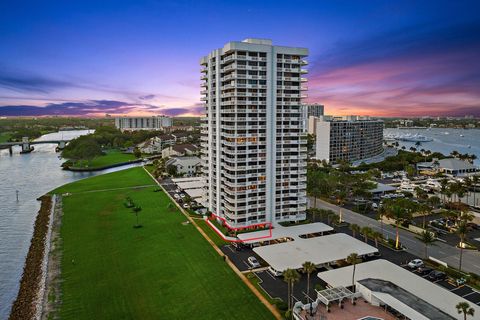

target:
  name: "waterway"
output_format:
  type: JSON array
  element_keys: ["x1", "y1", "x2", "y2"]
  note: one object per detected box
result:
[
  {"x1": 384, "y1": 128, "x2": 480, "y2": 166},
  {"x1": 0, "y1": 130, "x2": 141, "y2": 319}
]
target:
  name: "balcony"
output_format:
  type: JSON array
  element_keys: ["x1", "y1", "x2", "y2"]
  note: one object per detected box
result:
[
  {"x1": 300, "y1": 69, "x2": 308, "y2": 74},
  {"x1": 201, "y1": 75, "x2": 207, "y2": 80}
]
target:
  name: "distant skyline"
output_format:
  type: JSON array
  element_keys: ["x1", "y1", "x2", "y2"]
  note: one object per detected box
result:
[{"x1": 1, "y1": 0, "x2": 479, "y2": 117}]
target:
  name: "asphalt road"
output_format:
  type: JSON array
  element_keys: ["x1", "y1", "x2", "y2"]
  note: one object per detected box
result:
[{"x1": 309, "y1": 197, "x2": 480, "y2": 275}]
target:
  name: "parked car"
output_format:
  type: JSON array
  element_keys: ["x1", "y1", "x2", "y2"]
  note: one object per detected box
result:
[
  {"x1": 428, "y1": 270, "x2": 446, "y2": 281},
  {"x1": 407, "y1": 259, "x2": 424, "y2": 269},
  {"x1": 183, "y1": 203, "x2": 190, "y2": 209},
  {"x1": 268, "y1": 266, "x2": 283, "y2": 277},
  {"x1": 247, "y1": 256, "x2": 260, "y2": 268},
  {"x1": 371, "y1": 203, "x2": 379, "y2": 210},
  {"x1": 173, "y1": 194, "x2": 180, "y2": 199},
  {"x1": 180, "y1": 194, "x2": 186, "y2": 198},
  {"x1": 232, "y1": 242, "x2": 244, "y2": 251},
  {"x1": 417, "y1": 266, "x2": 433, "y2": 275}
]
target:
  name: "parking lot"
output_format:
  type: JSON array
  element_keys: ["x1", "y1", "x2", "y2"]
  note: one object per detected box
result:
[
  {"x1": 403, "y1": 264, "x2": 480, "y2": 306},
  {"x1": 161, "y1": 176, "x2": 480, "y2": 307}
]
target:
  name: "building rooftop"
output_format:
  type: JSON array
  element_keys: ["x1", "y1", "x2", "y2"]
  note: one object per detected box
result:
[
  {"x1": 253, "y1": 233, "x2": 378, "y2": 271},
  {"x1": 369, "y1": 182, "x2": 397, "y2": 194},
  {"x1": 171, "y1": 144, "x2": 198, "y2": 153},
  {"x1": 317, "y1": 259, "x2": 480, "y2": 320},
  {"x1": 359, "y1": 278, "x2": 452, "y2": 320},
  {"x1": 237, "y1": 222, "x2": 333, "y2": 244},
  {"x1": 242, "y1": 38, "x2": 272, "y2": 45},
  {"x1": 439, "y1": 158, "x2": 476, "y2": 170}
]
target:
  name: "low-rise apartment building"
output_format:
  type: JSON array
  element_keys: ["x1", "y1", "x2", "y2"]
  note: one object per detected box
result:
[{"x1": 115, "y1": 115, "x2": 172, "y2": 131}]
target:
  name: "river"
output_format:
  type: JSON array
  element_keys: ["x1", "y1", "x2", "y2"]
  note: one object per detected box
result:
[
  {"x1": 0, "y1": 130, "x2": 141, "y2": 319},
  {"x1": 384, "y1": 127, "x2": 480, "y2": 166}
]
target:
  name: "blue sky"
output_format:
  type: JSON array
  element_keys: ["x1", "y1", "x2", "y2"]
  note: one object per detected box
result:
[{"x1": 1, "y1": 0, "x2": 479, "y2": 117}]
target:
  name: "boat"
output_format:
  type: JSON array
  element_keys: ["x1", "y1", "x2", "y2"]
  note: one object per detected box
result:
[
  {"x1": 425, "y1": 178, "x2": 441, "y2": 191},
  {"x1": 398, "y1": 179, "x2": 415, "y2": 193},
  {"x1": 394, "y1": 133, "x2": 433, "y2": 142},
  {"x1": 444, "y1": 132, "x2": 449, "y2": 135},
  {"x1": 460, "y1": 134, "x2": 464, "y2": 137}
]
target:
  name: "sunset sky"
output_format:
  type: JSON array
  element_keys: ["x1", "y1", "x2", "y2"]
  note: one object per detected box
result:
[{"x1": 0, "y1": 0, "x2": 479, "y2": 117}]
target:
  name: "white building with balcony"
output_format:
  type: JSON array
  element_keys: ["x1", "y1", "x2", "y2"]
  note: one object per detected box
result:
[
  {"x1": 114, "y1": 115, "x2": 172, "y2": 131},
  {"x1": 200, "y1": 38, "x2": 308, "y2": 229}
]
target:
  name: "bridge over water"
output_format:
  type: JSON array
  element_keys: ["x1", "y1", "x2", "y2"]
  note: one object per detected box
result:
[{"x1": 0, "y1": 137, "x2": 71, "y2": 155}]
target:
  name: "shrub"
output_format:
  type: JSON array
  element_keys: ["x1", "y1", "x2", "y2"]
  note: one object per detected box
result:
[{"x1": 274, "y1": 300, "x2": 288, "y2": 312}]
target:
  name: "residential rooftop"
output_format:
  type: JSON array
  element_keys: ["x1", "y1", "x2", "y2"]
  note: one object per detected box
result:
[{"x1": 317, "y1": 259, "x2": 480, "y2": 320}]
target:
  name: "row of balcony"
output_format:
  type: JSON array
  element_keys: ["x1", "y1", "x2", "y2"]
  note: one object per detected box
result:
[{"x1": 222, "y1": 54, "x2": 268, "y2": 63}]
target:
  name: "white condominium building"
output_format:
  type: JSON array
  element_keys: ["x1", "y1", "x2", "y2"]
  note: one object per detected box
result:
[
  {"x1": 200, "y1": 38, "x2": 308, "y2": 229},
  {"x1": 316, "y1": 115, "x2": 384, "y2": 164},
  {"x1": 114, "y1": 115, "x2": 172, "y2": 131}
]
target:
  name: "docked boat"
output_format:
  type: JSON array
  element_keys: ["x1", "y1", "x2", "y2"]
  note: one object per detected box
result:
[
  {"x1": 398, "y1": 179, "x2": 416, "y2": 193},
  {"x1": 394, "y1": 133, "x2": 433, "y2": 142},
  {"x1": 424, "y1": 178, "x2": 441, "y2": 191}
]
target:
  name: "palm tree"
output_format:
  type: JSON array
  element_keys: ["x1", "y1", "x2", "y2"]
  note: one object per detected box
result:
[
  {"x1": 378, "y1": 205, "x2": 387, "y2": 236},
  {"x1": 385, "y1": 204, "x2": 408, "y2": 249},
  {"x1": 371, "y1": 231, "x2": 383, "y2": 248},
  {"x1": 464, "y1": 177, "x2": 472, "y2": 205},
  {"x1": 419, "y1": 230, "x2": 435, "y2": 259},
  {"x1": 302, "y1": 261, "x2": 316, "y2": 297},
  {"x1": 283, "y1": 268, "x2": 301, "y2": 311},
  {"x1": 457, "y1": 222, "x2": 468, "y2": 272},
  {"x1": 349, "y1": 223, "x2": 360, "y2": 238},
  {"x1": 440, "y1": 178, "x2": 449, "y2": 203},
  {"x1": 132, "y1": 205, "x2": 142, "y2": 228},
  {"x1": 456, "y1": 301, "x2": 475, "y2": 320},
  {"x1": 360, "y1": 226, "x2": 372, "y2": 243},
  {"x1": 418, "y1": 203, "x2": 432, "y2": 229},
  {"x1": 472, "y1": 175, "x2": 479, "y2": 208},
  {"x1": 346, "y1": 253, "x2": 361, "y2": 294},
  {"x1": 427, "y1": 196, "x2": 441, "y2": 209}
]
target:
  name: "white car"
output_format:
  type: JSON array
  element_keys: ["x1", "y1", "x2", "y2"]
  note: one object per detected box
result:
[
  {"x1": 183, "y1": 203, "x2": 190, "y2": 209},
  {"x1": 268, "y1": 266, "x2": 283, "y2": 277},
  {"x1": 173, "y1": 194, "x2": 180, "y2": 199},
  {"x1": 407, "y1": 259, "x2": 424, "y2": 269},
  {"x1": 247, "y1": 256, "x2": 260, "y2": 268},
  {"x1": 180, "y1": 194, "x2": 186, "y2": 198}
]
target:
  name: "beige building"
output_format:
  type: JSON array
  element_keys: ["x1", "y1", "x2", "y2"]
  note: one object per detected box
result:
[
  {"x1": 315, "y1": 115, "x2": 384, "y2": 163},
  {"x1": 115, "y1": 115, "x2": 172, "y2": 131}
]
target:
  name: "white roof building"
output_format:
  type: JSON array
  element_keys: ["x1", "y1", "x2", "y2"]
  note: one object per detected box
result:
[
  {"x1": 253, "y1": 233, "x2": 378, "y2": 271},
  {"x1": 317, "y1": 259, "x2": 480, "y2": 320},
  {"x1": 238, "y1": 222, "x2": 333, "y2": 244}
]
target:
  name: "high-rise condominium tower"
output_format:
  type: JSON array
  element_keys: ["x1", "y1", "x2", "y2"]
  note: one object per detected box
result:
[{"x1": 200, "y1": 38, "x2": 308, "y2": 229}]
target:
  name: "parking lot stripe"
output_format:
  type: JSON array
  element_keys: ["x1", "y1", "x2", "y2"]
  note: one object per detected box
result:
[{"x1": 462, "y1": 291, "x2": 477, "y2": 297}]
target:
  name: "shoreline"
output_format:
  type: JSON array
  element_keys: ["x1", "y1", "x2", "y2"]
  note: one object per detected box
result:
[
  {"x1": 9, "y1": 195, "x2": 53, "y2": 320},
  {"x1": 63, "y1": 158, "x2": 143, "y2": 172}
]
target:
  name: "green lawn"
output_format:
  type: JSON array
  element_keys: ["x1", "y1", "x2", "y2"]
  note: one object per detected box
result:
[
  {"x1": 0, "y1": 132, "x2": 11, "y2": 143},
  {"x1": 71, "y1": 150, "x2": 136, "y2": 169},
  {"x1": 52, "y1": 167, "x2": 273, "y2": 320}
]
